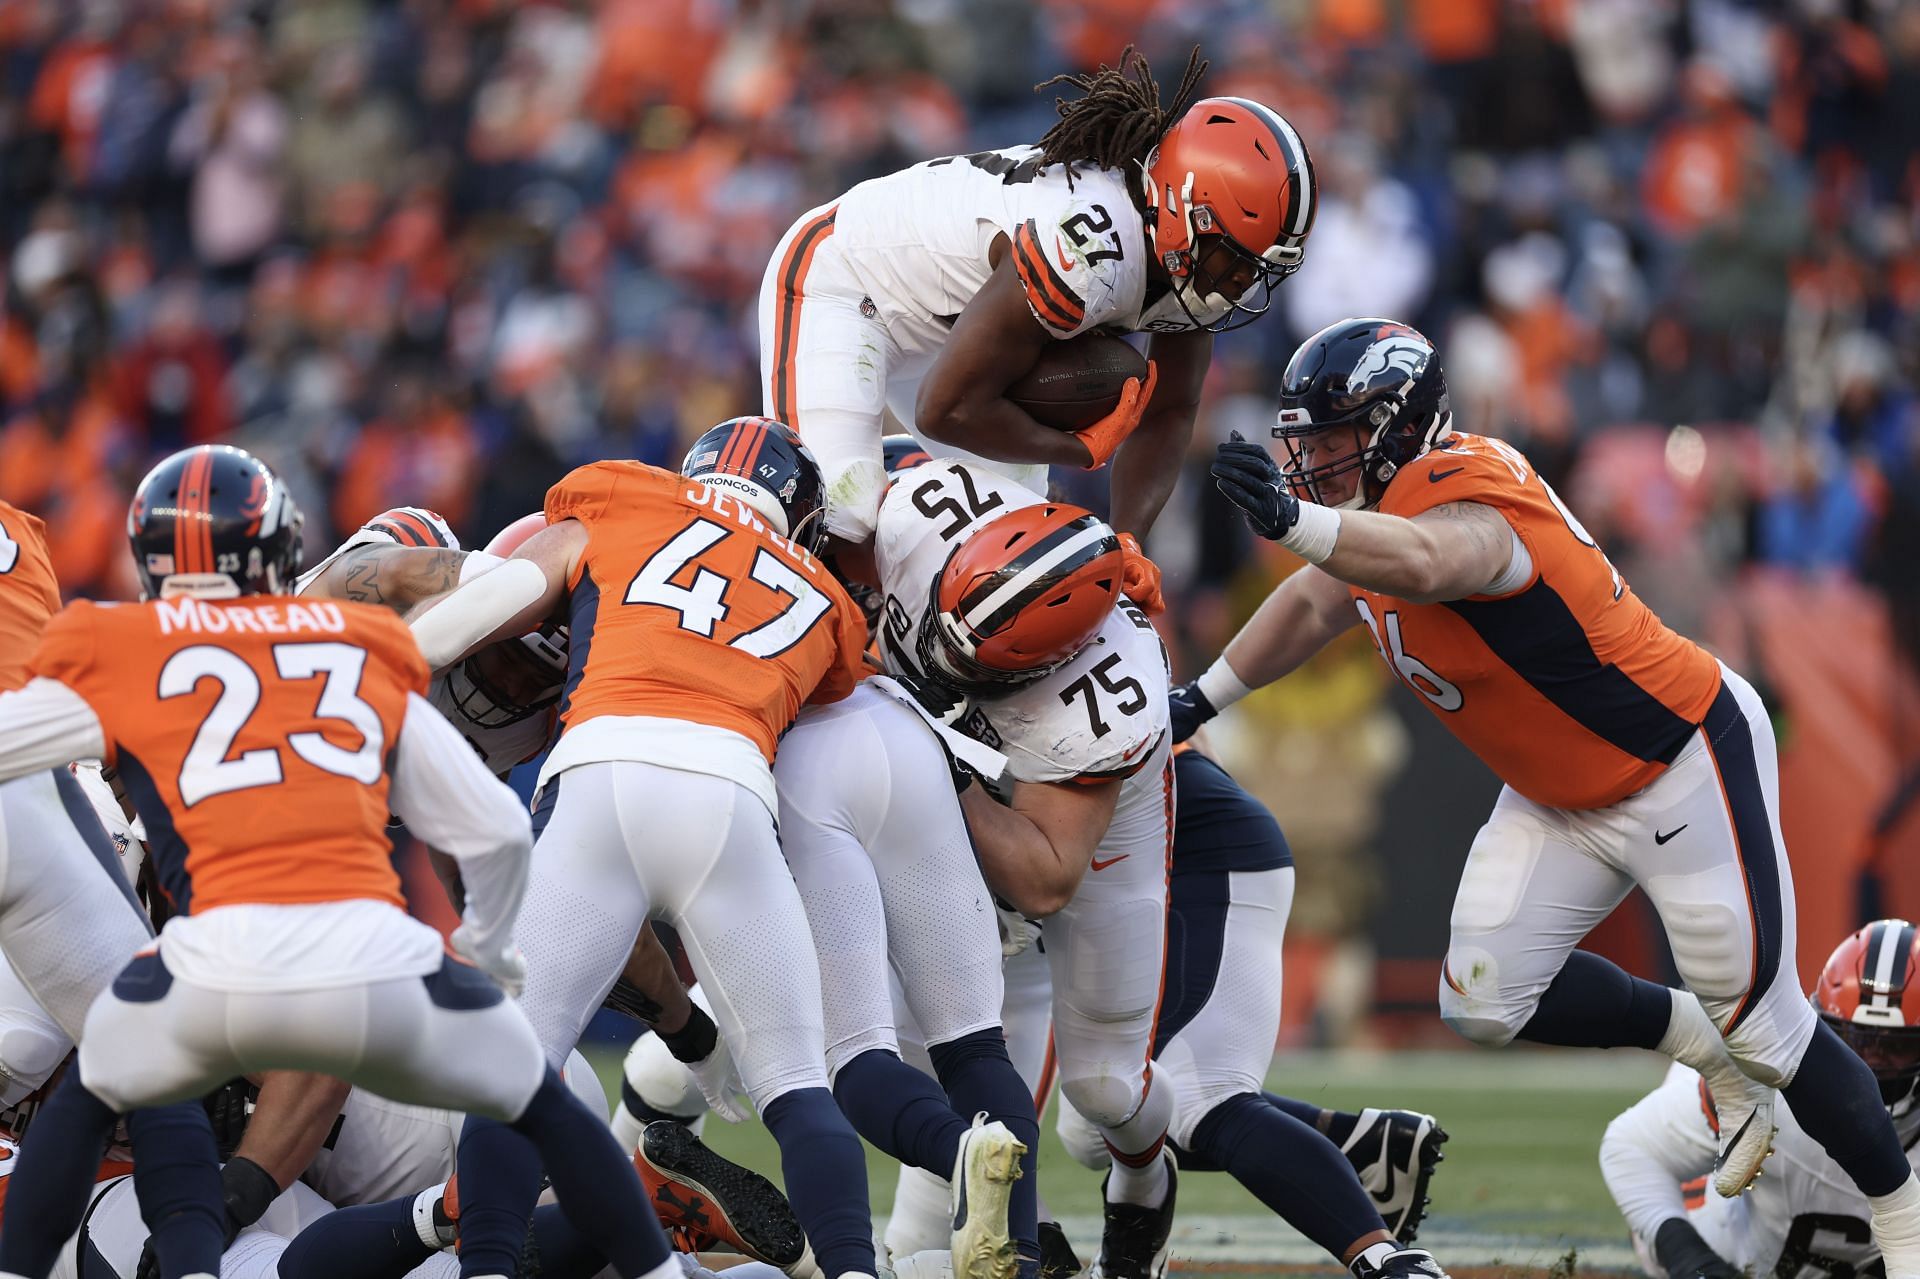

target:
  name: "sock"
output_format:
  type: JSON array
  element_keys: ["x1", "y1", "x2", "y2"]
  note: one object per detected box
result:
[
  {"x1": 0, "y1": 1072, "x2": 117, "y2": 1276},
  {"x1": 1186, "y1": 1093, "x2": 1388, "y2": 1263},
  {"x1": 514, "y1": 1069, "x2": 675, "y2": 1278},
  {"x1": 611, "y1": 1077, "x2": 702, "y2": 1154},
  {"x1": 1868, "y1": 1174, "x2": 1920, "y2": 1275},
  {"x1": 1099, "y1": 1075, "x2": 1173, "y2": 1208},
  {"x1": 885, "y1": 1162, "x2": 955, "y2": 1261},
  {"x1": 1782, "y1": 1021, "x2": 1914, "y2": 1196},
  {"x1": 930, "y1": 1028, "x2": 1041, "y2": 1267},
  {"x1": 833, "y1": 1048, "x2": 968, "y2": 1174},
  {"x1": 454, "y1": 1114, "x2": 542, "y2": 1279},
  {"x1": 276, "y1": 1194, "x2": 436, "y2": 1279},
  {"x1": 763, "y1": 1087, "x2": 876, "y2": 1279},
  {"x1": 125, "y1": 1102, "x2": 228, "y2": 1279},
  {"x1": 1265, "y1": 1094, "x2": 1352, "y2": 1143},
  {"x1": 1518, "y1": 951, "x2": 1673, "y2": 1049}
]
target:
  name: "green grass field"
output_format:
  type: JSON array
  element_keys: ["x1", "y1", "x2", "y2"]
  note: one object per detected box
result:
[{"x1": 588, "y1": 1046, "x2": 1673, "y2": 1278}]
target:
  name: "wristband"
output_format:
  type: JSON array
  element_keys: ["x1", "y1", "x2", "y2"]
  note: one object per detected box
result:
[
  {"x1": 658, "y1": 1003, "x2": 720, "y2": 1064},
  {"x1": 1195, "y1": 656, "x2": 1253, "y2": 713},
  {"x1": 221, "y1": 1155, "x2": 280, "y2": 1234},
  {"x1": 1279, "y1": 501, "x2": 1341, "y2": 565}
]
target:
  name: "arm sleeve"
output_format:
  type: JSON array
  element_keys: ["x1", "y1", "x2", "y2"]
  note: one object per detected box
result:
[
  {"x1": 409, "y1": 557, "x2": 551, "y2": 672},
  {"x1": 386, "y1": 692, "x2": 532, "y2": 956},
  {"x1": 0, "y1": 679, "x2": 106, "y2": 781},
  {"x1": 1600, "y1": 1066, "x2": 1720, "y2": 1244}
]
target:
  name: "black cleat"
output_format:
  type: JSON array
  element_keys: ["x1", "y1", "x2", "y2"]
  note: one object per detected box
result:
[
  {"x1": 1089, "y1": 1155, "x2": 1176, "y2": 1279},
  {"x1": 1038, "y1": 1220, "x2": 1081, "y2": 1279},
  {"x1": 638, "y1": 1120, "x2": 816, "y2": 1275},
  {"x1": 1338, "y1": 1109, "x2": 1449, "y2": 1243}
]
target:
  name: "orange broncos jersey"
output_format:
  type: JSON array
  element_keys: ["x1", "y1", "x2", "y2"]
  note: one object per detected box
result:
[
  {"x1": 545, "y1": 461, "x2": 868, "y2": 761},
  {"x1": 28, "y1": 596, "x2": 428, "y2": 914},
  {"x1": 1350, "y1": 433, "x2": 1720, "y2": 810},
  {"x1": 0, "y1": 500, "x2": 61, "y2": 692}
]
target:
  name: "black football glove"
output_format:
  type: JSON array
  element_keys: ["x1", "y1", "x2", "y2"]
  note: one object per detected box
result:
[
  {"x1": 1210, "y1": 430, "x2": 1300, "y2": 542},
  {"x1": 1168, "y1": 680, "x2": 1217, "y2": 744},
  {"x1": 1653, "y1": 1218, "x2": 1742, "y2": 1279}
]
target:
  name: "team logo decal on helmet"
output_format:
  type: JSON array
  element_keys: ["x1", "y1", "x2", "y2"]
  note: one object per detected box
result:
[
  {"x1": 1814, "y1": 919, "x2": 1920, "y2": 1119},
  {"x1": 1270, "y1": 317, "x2": 1452, "y2": 510},
  {"x1": 1138, "y1": 96, "x2": 1316, "y2": 333},
  {"x1": 128, "y1": 445, "x2": 305, "y2": 599},
  {"x1": 681, "y1": 417, "x2": 830, "y2": 555},
  {"x1": 920, "y1": 503, "x2": 1122, "y2": 696}
]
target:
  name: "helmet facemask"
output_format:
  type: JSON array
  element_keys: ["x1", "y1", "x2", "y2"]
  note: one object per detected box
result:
[
  {"x1": 447, "y1": 631, "x2": 566, "y2": 729},
  {"x1": 917, "y1": 595, "x2": 1058, "y2": 699}
]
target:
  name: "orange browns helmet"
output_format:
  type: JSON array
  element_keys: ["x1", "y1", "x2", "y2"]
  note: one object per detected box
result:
[
  {"x1": 1140, "y1": 97, "x2": 1316, "y2": 333},
  {"x1": 1814, "y1": 919, "x2": 1920, "y2": 1115},
  {"x1": 441, "y1": 512, "x2": 568, "y2": 729},
  {"x1": 921, "y1": 503, "x2": 1123, "y2": 696},
  {"x1": 364, "y1": 506, "x2": 458, "y2": 549}
]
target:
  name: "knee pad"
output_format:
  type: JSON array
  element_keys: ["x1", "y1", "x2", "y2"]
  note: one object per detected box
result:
[
  {"x1": 1724, "y1": 992, "x2": 1818, "y2": 1088},
  {"x1": 1058, "y1": 1073, "x2": 1143, "y2": 1132},
  {"x1": 1437, "y1": 947, "x2": 1528, "y2": 1047},
  {"x1": 1053, "y1": 1092, "x2": 1108, "y2": 1171},
  {"x1": 622, "y1": 1029, "x2": 705, "y2": 1118}
]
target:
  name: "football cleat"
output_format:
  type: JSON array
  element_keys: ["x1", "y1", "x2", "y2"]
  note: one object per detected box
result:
[
  {"x1": 1038, "y1": 1220, "x2": 1082, "y2": 1279},
  {"x1": 1349, "y1": 1244, "x2": 1449, "y2": 1279},
  {"x1": 950, "y1": 1113, "x2": 1026, "y2": 1279},
  {"x1": 1709, "y1": 1082, "x2": 1777, "y2": 1198},
  {"x1": 1090, "y1": 1154, "x2": 1177, "y2": 1279},
  {"x1": 1339, "y1": 1109, "x2": 1449, "y2": 1243},
  {"x1": 638, "y1": 1120, "x2": 817, "y2": 1276}
]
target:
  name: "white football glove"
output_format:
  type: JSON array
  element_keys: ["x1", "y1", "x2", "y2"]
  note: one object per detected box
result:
[
  {"x1": 995, "y1": 900, "x2": 1041, "y2": 958},
  {"x1": 686, "y1": 1032, "x2": 752, "y2": 1125},
  {"x1": 450, "y1": 925, "x2": 528, "y2": 999}
]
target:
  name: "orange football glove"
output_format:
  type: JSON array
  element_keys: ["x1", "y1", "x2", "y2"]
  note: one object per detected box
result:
[
  {"x1": 1117, "y1": 531, "x2": 1165, "y2": 615},
  {"x1": 1072, "y1": 361, "x2": 1159, "y2": 470}
]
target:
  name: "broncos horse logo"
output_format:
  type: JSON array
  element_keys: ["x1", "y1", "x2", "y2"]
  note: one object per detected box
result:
[{"x1": 1346, "y1": 333, "x2": 1432, "y2": 399}]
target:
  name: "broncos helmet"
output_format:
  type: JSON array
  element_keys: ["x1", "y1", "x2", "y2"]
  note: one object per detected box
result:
[
  {"x1": 882, "y1": 434, "x2": 933, "y2": 476},
  {"x1": 128, "y1": 445, "x2": 304, "y2": 599},
  {"x1": 682, "y1": 417, "x2": 828, "y2": 554},
  {"x1": 1270, "y1": 318, "x2": 1452, "y2": 510},
  {"x1": 1814, "y1": 919, "x2": 1920, "y2": 1123}
]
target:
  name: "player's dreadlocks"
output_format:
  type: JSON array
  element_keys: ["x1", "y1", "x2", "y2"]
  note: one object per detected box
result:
[{"x1": 1034, "y1": 46, "x2": 1208, "y2": 189}]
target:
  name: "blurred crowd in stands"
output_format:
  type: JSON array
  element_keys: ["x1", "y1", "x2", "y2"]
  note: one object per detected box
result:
[{"x1": 5, "y1": 0, "x2": 1918, "y2": 1036}]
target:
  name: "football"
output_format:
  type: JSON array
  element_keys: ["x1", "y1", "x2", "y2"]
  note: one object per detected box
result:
[{"x1": 1005, "y1": 332, "x2": 1149, "y2": 431}]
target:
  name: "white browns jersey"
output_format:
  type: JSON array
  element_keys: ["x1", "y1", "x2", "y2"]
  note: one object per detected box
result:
[
  {"x1": 832, "y1": 147, "x2": 1153, "y2": 346},
  {"x1": 873, "y1": 460, "x2": 1170, "y2": 809},
  {"x1": 1604, "y1": 1062, "x2": 1920, "y2": 1278}
]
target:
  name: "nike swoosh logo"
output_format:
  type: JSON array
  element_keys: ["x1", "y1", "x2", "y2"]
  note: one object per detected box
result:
[
  {"x1": 1090, "y1": 854, "x2": 1130, "y2": 871},
  {"x1": 1655, "y1": 824, "x2": 1688, "y2": 845},
  {"x1": 1714, "y1": 1108, "x2": 1758, "y2": 1175},
  {"x1": 1055, "y1": 237, "x2": 1075, "y2": 274},
  {"x1": 1428, "y1": 467, "x2": 1464, "y2": 483}
]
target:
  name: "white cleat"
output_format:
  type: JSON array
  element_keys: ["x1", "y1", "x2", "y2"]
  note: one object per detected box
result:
[
  {"x1": 894, "y1": 1251, "x2": 958, "y2": 1279},
  {"x1": 949, "y1": 1114, "x2": 1026, "y2": 1279},
  {"x1": 1708, "y1": 1073, "x2": 1777, "y2": 1197}
]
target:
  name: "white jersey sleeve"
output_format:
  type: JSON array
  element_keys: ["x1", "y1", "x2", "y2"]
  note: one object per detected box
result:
[
  {"x1": 1005, "y1": 176, "x2": 1142, "y2": 339},
  {"x1": 1600, "y1": 1063, "x2": 1718, "y2": 1245},
  {"x1": 873, "y1": 461, "x2": 1169, "y2": 785}
]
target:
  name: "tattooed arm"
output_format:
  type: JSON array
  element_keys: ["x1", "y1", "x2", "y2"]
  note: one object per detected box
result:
[
  {"x1": 1315, "y1": 501, "x2": 1521, "y2": 604},
  {"x1": 303, "y1": 546, "x2": 471, "y2": 614}
]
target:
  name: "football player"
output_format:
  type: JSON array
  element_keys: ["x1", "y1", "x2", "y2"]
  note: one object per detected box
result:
[
  {"x1": 404, "y1": 418, "x2": 884, "y2": 1279},
  {"x1": 773, "y1": 680, "x2": 1034, "y2": 1279},
  {"x1": 863, "y1": 460, "x2": 1176, "y2": 1279},
  {"x1": 1051, "y1": 739, "x2": 1450, "y2": 1279},
  {"x1": 0, "y1": 497, "x2": 235, "y2": 1279},
  {"x1": 760, "y1": 46, "x2": 1316, "y2": 600},
  {"x1": 1602, "y1": 920, "x2": 1920, "y2": 1279},
  {"x1": 1172, "y1": 317, "x2": 1920, "y2": 1274},
  {"x1": 0, "y1": 446, "x2": 677, "y2": 1279}
]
